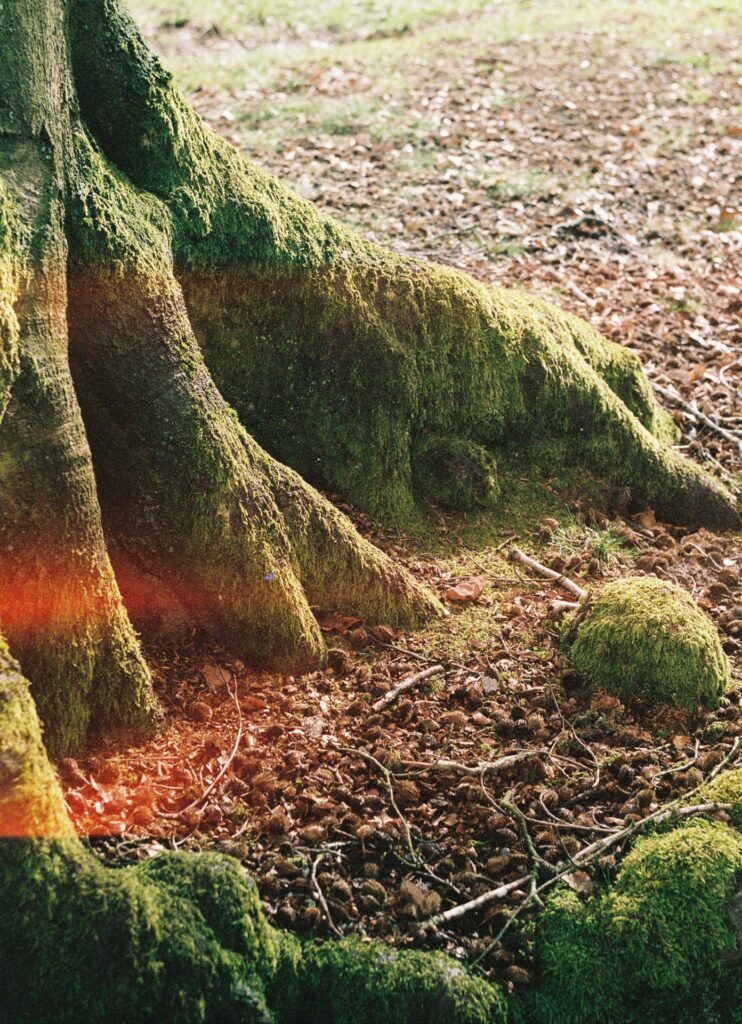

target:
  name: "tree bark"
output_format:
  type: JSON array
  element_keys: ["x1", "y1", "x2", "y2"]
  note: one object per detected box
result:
[
  {"x1": 0, "y1": 2, "x2": 739, "y2": 1020},
  {"x1": 0, "y1": 0, "x2": 737, "y2": 758},
  {"x1": 0, "y1": 0, "x2": 157, "y2": 757}
]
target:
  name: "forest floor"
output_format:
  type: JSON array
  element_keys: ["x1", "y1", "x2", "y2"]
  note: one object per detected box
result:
[{"x1": 61, "y1": 0, "x2": 741, "y2": 996}]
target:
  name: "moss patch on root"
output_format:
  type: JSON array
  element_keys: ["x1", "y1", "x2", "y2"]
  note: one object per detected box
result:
[
  {"x1": 0, "y1": 837, "x2": 505, "y2": 1024},
  {"x1": 0, "y1": 640, "x2": 71, "y2": 837},
  {"x1": 412, "y1": 436, "x2": 500, "y2": 511},
  {"x1": 66, "y1": 0, "x2": 740, "y2": 532},
  {"x1": 286, "y1": 936, "x2": 507, "y2": 1024},
  {"x1": 524, "y1": 819, "x2": 742, "y2": 1024},
  {"x1": 565, "y1": 576, "x2": 730, "y2": 709}
]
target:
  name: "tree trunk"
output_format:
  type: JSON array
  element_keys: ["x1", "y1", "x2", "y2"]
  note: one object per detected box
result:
[
  {"x1": 0, "y1": 0, "x2": 439, "y2": 757},
  {"x1": 0, "y1": 1, "x2": 739, "y2": 1019},
  {"x1": 0, "y1": 0, "x2": 735, "y2": 753}
]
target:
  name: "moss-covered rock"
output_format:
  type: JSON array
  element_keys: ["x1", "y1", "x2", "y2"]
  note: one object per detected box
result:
[
  {"x1": 524, "y1": 819, "x2": 742, "y2": 1024},
  {"x1": 286, "y1": 935, "x2": 507, "y2": 1024},
  {"x1": 566, "y1": 576, "x2": 730, "y2": 709}
]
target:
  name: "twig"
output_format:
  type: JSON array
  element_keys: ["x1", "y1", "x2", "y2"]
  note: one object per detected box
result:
[
  {"x1": 652, "y1": 381, "x2": 742, "y2": 451},
  {"x1": 550, "y1": 599, "x2": 581, "y2": 614},
  {"x1": 374, "y1": 640, "x2": 471, "y2": 674},
  {"x1": 310, "y1": 854, "x2": 342, "y2": 937},
  {"x1": 399, "y1": 751, "x2": 538, "y2": 777},
  {"x1": 372, "y1": 664, "x2": 444, "y2": 712},
  {"x1": 429, "y1": 800, "x2": 731, "y2": 928},
  {"x1": 510, "y1": 547, "x2": 587, "y2": 601},
  {"x1": 547, "y1": 680, "x2": 601, "y2": 790},
  {"x1": 340, "y1": 747, "x2": 418, "y2": 864},
  {"x1": 652, "y1": 738, "x2": 701, "y2": 781},
  {"x1": 430, "y1": 739, "x2": 741, "y2": 927}
]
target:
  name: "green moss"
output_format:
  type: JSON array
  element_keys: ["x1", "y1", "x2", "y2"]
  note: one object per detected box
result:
[
  {"x1": 67, "y1": 0, "x2": 739, "y2": 532},
  {"x1": 525, "y1": 820, "x2": 742, "y2": 1024},
  {"x1": 0, "y1": 839, "x2": 282, "y2": 1023},
  {"x1": 566, "y1": 576, "x2": 730, "y2": 709},
  {"x1": 0, "y1": 639, "x2": 71, "y2": 836},
  {"x1": 286, "y1": 935, "x2": 507, "y2": 1024},
  {"x1": 65, "y1": 129, "x2": 440, "y2": 674},
  {"x1": 412, "y1": 436, "x2": 500, "y2": 511},
  {"x1": 697, "y1": 767, "x2": 742, "y2": 830},
  {"x1": 0, "y1": 838, "x2": 506, "y2": 1024}
]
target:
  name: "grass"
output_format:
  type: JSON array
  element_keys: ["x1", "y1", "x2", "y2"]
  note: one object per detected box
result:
[{"x1": 131, "y1": 0, "x2": 742, "y2": 134}]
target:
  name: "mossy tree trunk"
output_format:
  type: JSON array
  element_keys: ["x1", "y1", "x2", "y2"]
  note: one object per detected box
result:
[
  {"x1": 0, "y1": 0, "x2": 439, "y2": 760},
  {"x1": 1, "y1": 3, "x2": 740, "y2": 1020},
  {"x1": 0, "y1": 0, "x2": 737, "y2": 758}
]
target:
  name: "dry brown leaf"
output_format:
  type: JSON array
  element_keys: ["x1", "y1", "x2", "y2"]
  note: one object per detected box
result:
[
  {"x1": 445, "y1": 576, "x2": 486, "y2": 603},
  {"x1": 563, "y1": 870, "x2": 595, "y2": 896},
  {"x1": 635, "y1": 508, "x2": 657, "y2": 530},
  {"x1": 201, "y1": 662, "x2": 228, "y2": 690}
]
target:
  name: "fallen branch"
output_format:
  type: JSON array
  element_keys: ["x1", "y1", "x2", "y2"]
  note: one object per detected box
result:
[
  {"x1": 653, "y1": 381, "x2": 742, "y2": 451},
  {"x1": 429, "y1": 799, "x2": 732, "y2": 928},
  {"x1": 400, "y1": 751, "x2": 537, "y2": 777},
  {"x1": 511, "y1": 547, "x2": 587, "y2": 601},
  {"x1": 430, "y1": 738, "x2": 740, "y2": 927},
  {"x1": 550, "y1": 598, "x2": 581, "y2": 614},
  {"x1": 374, "y1": 640, "x2": 471, "y2": 674},
  {"x1": 372, "y1": 664, "x2": 444, "y2": 712},
  {"x1": 310, "y1": 853, "x2": 342, "y2": 937}
]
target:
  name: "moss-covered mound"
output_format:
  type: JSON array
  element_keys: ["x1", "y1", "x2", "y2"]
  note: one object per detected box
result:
[
  {"x1": 0, "y1": 839, "x2": 505, "y2": 1024},
  {"x1": 523, "y1": 819, "x2": 742, "y2": 1024},
  {"x1": 287, "y1": 935, "x2": 507, "y2": 1024},
  {"x1": 1, "y1": 840, "x2": 283, "y2": 1024},
  {"x1": 566, "y1": 576, "x2": 730, "y2": 709},
  {"x1": 412, "y1": 436, "x2": 500, "y2": 511}
]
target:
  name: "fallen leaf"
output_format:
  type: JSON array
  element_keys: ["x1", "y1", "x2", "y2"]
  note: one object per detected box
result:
[
  {"x1": 635, "y1": 508, "x2": 656, "y2": 530},
  {"x1": 564, "y1": 871, "x2": 594, "y2": 896},
  {"x1": 445, "y1": 576, "x2": 486, "y2": 603},
  {"x1": 201, "y1": 662, "x2": 228, "y2": 690}
]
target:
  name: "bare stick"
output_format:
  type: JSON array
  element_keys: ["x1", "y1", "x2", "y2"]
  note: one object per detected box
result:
[
  {"x1": 400, "y1": 752, "x2": 537, "y2": 777},
  {"x1": 372, "y1": 664, "x2": 444, "y2": 712},
  {"x1": 653, "y1": 381, "x2": 742, "y2": 450},
  {"x1": 551, "y1": 599, "x2": 581, "y2": 614},
  {"x1": 429, "y1": 800, "x2": 731, "y2": 927},
  {"x1": 652, "y1": 738, "x2": 701, "y2": 781},
  {"x1": 430, "y1": 739, "x2": 740, "y2": 927},
  {"x1": 374, "y1": 639, "x2": 471, "y2": 674},
  {"x1": 310, "y1": 854, "x2": 342, "y2": 937},
  {"x1": 510, "y1": 547, "x2": 587, "y2": 601}
]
